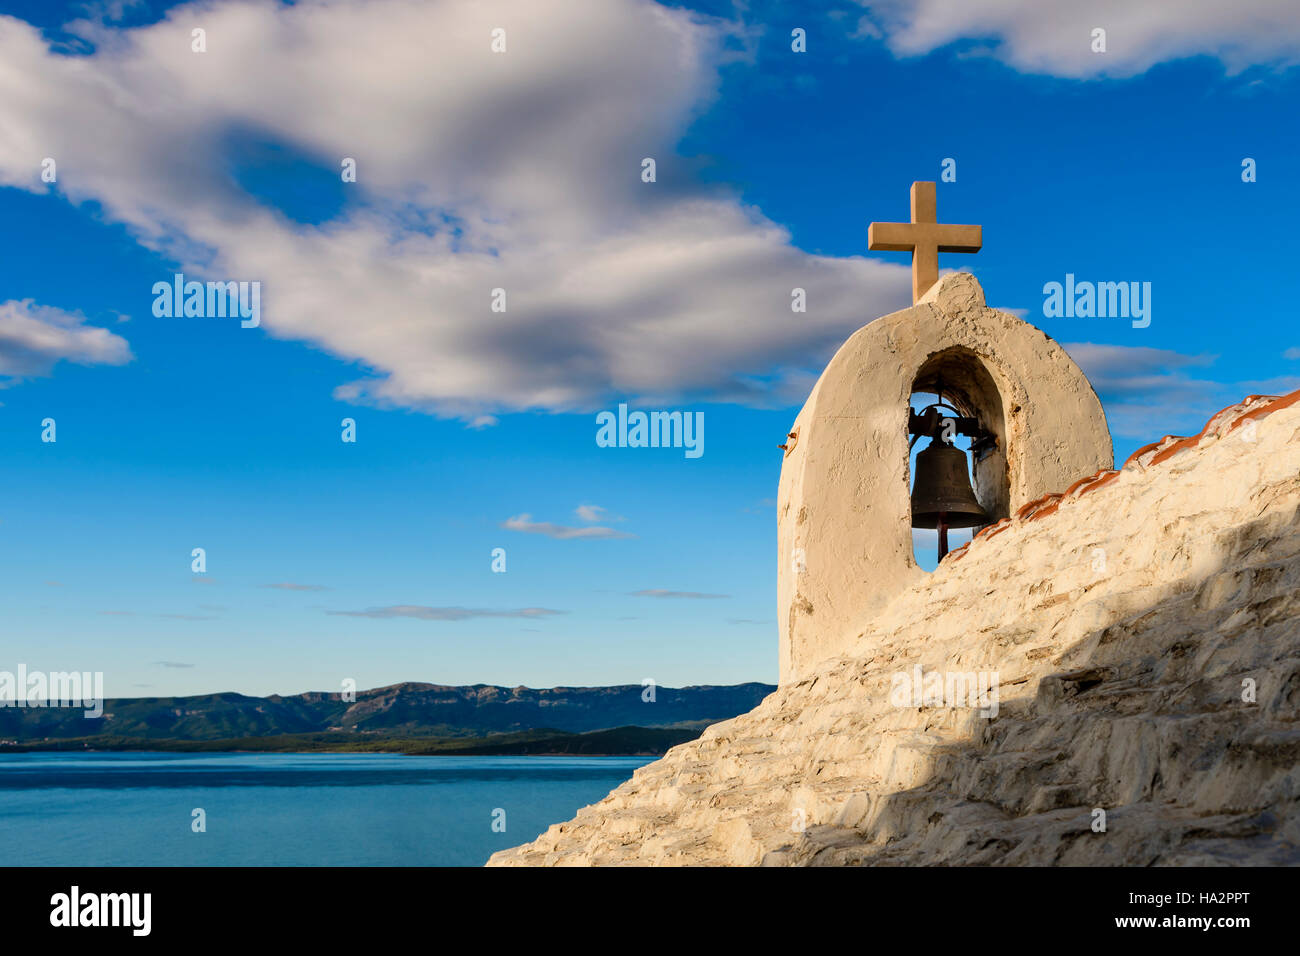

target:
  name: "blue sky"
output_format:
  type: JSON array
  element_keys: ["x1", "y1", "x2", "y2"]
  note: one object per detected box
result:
[{"x1": 1, "y1": 0, "x2": 1298, "y2": 697}]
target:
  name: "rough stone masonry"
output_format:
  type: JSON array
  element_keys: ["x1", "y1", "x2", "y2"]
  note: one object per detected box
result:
[{"x1": 489, "y1": 381, "x2": 1300, "y2": 866}]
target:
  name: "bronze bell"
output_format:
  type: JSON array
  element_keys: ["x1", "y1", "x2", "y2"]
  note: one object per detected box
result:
[{"x1": 910, "y1": 440, "x2": 990, "y2": 530}]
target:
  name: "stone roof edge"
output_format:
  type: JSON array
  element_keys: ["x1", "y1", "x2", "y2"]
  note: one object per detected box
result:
[{"x1": 945, "y1": 386, "x2": 1300, "y2": 564}]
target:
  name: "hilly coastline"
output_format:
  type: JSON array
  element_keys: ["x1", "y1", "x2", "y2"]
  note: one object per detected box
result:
[{"x1": 0, "y1": 681, "x2": 775, "y2": 755}]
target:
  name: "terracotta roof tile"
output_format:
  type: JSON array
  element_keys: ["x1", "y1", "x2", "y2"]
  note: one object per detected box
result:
[
  {"x1": 1075, "y1": 469, "x2": 1121, "y2": 498},
  {"x1": 974, "y1": 517, "x2": 1012, "y2": 542},
  {"x1": 1017, "y1": 493, "x2": 1063, "y2": 522}
]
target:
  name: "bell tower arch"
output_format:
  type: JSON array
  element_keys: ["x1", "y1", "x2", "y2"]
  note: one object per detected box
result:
[
  {"x1": 776, "y1": 272, "x2": 1111, "y2": 684},
  {"x1": 908, "y1": 348, "x2": 1011, "y2": 561}
]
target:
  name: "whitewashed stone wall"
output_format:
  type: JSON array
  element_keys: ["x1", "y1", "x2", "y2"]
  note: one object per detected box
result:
[
  {"x1": 490, "y1": 390, "x2": 1300, "y2": 866},
  {"x1": 776, "y1": 273, "x2": 1111, "y2": 684}
]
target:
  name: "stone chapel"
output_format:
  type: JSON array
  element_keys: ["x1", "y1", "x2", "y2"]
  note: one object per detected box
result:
[{"x1": 775, "y1": 183, "x2": 1113, "y2": 683}]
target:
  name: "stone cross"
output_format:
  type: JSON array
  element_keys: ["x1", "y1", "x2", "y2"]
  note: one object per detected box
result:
[{"x1": 868, "y1": 181, "x2": 982, "y2": 303}]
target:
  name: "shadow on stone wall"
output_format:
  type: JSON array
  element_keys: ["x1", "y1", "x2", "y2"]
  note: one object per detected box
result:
[{"x1": 775, "y1": 499, "x2": 1300, "y2": 866}]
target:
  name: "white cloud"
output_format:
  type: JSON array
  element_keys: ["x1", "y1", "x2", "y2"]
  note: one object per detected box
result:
[
  {"x1": 575, "y1": 503, "x2": 626, "y2": 523},
  {"x1": 503, "y1": 513, "x2": 635, "y2": 540},
  {"x1": 1062, "y1": 342, "x2": 1238, "y2": 439},
  {"x1": 630, "y1": 589, "x2": 728, "y2": 599},
  {"x1": 327, "y1": 605, "x2": 564, "y2": 620},
  {"x1": 855, "y1": 0, "x2": 1300, "y2": 78},
  {"x1": 0, "y1": 0, "x2": 909, "y2": 419},
  {"x1": 1063, "y1": 342, "x2": 1217, "y2": 385},
  {"x1": 1236, "y1": 373, "x2": 1300, "y2": 396},
  {"x1": 1283, "y1": 347, "x2": 1300, "y2": 360},
  {"x1": 0, "y1": 299, "x2": 132, "y2": 382}
]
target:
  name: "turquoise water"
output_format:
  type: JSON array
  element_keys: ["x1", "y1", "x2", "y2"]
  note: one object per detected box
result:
[{"x1": 0, "y1": 752, "x2": 650, "y2": 866}]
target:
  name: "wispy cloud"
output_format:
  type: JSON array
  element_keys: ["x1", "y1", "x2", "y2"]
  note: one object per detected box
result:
[
  {"x1": 262, "y1": 582, "x2": 332, "y2": 592},
  {"x1": 0, "y1": 299, "x2": 132, "y2": 386},
  {"x1": 631, "y1": 589, "x2": 729, "y2": 599},
  {"x1": 575, "y1": 503, "x2": 626, "y2": 523},
  {"x1": 0, "y1": 0, "x2": 910, "y2": 421},
  {"x1": 99, "y1": 610, "x2": 215, "y2": 620},
  {"x1": 152, "y1": 661, "x2": 194, "y2": 669},
  {"x1": 852, "y1": 0, "x2": 1300, "y2": 78},
  {"x1": 503, "y1": 514, "x2": 635, "y2": 540},
  {"x1": 1236, "y1": 374, "x2": 1300, "y2": 396},
  {"x1": 326, "y1": 605, "x2": 565, "y2": 621},
  {"x1": 1053, "y1": 342, "x2": 1299, "y2": 443},
  {"x1": 1062, "y1": 342, "x2": 1224, "y2": 439},
  {"x1": 1063, "y1": 342, "x2": 1219, "y2": 385}
]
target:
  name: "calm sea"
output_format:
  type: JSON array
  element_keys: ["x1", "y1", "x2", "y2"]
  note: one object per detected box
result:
[{"x1": 0, "y1": 752, "x2": 650, "y2": 866}]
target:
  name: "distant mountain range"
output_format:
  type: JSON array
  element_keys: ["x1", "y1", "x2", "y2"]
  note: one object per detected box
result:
[{"x1": 0, "y1": 681, "x2": 776, "y2": 754}]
